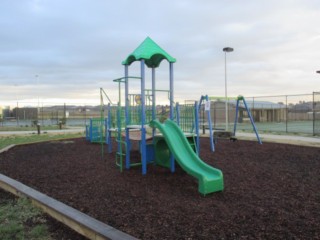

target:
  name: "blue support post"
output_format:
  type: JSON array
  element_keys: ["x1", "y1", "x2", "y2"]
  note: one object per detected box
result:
[
  {"x1": 107, "y1": 104, "x2": 112, "y2": 153},
  {"x1": 152, "y1": 67, "x2": 156, "y2": 137},
  {"x1": 116, "y1": 103, "x2": 121, "y2": 156},
  {"x1": 169, "y1": 62, "x2": 174, "y2": 120},
  {"x1": 124, "y1": 65, "x2": 131, "y2": 169},
  {"x1": 233, "y1": 99, "x2": 240, "y2": 136},
  {"x1": 204, "y1": 95, "x2": 215, "y2": 152},
  {"x1": 194, "y1": 101, "x2": 200, "y2": 155},
  {"x1": 169, "y1": 62, "x2": 175, "y2": 172},
  {"x1": 242, "y1": 98, "x2": 262, "y2": 144},
  {"x1": 104, "y1": 118, "x2": 108, "y2": 143},
  {"x1": 141, "y1": 60, "x2": 147, "y2": 174},
  {"x1": 89, "y1": 118, "x2": 93, "y2": 141}
]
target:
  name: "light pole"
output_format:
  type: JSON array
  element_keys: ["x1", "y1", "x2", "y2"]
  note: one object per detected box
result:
[
  {"x1": 223, "y1": 47, "x2": 234, "y2": 131},
  {"x1": 15, "y1": 84, "x2": 19, "y2": 126},
  {"x1": 35, "y1": 74, "x2": 39, "y2": 121}
]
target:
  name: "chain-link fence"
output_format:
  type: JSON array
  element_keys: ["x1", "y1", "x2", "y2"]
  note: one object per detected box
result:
[
  {"x1": 209, "y1": 93, "x2": 319, "y2": 136},
  {"x1": 1, "y1": 93, "x2": 320, "y2": 136},
  {"x1": 0, "y1": 101, "x2": 101, "y2": 128},
  {"x1": 314, "y1": 92, "x2": 320, "y2": 135}
]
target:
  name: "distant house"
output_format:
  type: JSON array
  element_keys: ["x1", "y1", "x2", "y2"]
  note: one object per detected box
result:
[
  {"x1": 2, "y1": 106, "x2": 11, "y2": 119},
  {"x1": 209, "y1": 100, "x2": 286, "y2": 123},
  {"x1": 236, "y1": 100, "x2": 286, "y2": 122},
  {"x1": 12, "y1": 107, "x2": 38, "y2": 120}
]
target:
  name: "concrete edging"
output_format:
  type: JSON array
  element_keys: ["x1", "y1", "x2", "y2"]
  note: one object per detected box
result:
[
  {"x1": 0, "y1": 144, "x2": 16, "y2": 153},
  {"x1": 0, "y1": 173, "x2": 138, "y2": 240}
]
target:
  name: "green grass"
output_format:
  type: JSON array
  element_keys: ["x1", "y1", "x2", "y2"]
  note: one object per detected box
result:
[
  {"x1": 0, "y1": 196, "x2": 52, "y2": 240},
  {"x1": 0, "y1": 132, "x2": 86, "y2": 239},
  {"x1": 0, "y1": 132, "x2": 83, "y2": 150}
]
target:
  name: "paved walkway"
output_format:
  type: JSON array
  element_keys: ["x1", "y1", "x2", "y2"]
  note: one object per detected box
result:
[
  {"x1": 235, "y1": 132, "x2": 320, "y2": 147},
  {"x1": 0, "y1": 128, "x2": 84, "y2": 135},
  {"x1": 200, "y1": 130, "x2": 320, "y2": 147}
]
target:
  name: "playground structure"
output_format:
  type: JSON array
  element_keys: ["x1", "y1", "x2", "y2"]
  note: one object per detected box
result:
[
  {"x1": 85, "y1": 37, "x2": 262, "y2": 195},
  {"x1": 99, "y1": 37, "x2": 223, "y2": 195}
]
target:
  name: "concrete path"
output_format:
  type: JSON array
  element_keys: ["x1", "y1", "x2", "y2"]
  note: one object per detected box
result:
[
  {"x1": 235, "y1": 132, "x2": 320, "y2": 147},
  {"x1": 0, "y1": 128, "x2": 84, "y2": 136},
  {"x1": 200, "y1": 129, "x2": 320, "y2": 147}
]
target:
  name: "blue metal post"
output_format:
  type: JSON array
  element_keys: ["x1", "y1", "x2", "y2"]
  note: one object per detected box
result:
[
  {"x1": 194, "y1": 101, "x2": 200, "y2": 155},
  {"x1": 205, "y1": 95, "x2": 215, "y2": 152},
  {"x1": 124, "y1": 65, "x2": 131, "y2": 169},
  {"x1": 117, "y1": 102, "x2": 121, "y2": 155},
  {"x1": 89, "y1": 118, "x2": 93, "y2": 141},
  {"x1": 169, "y1": 62, "x2": 174, "y2": 120},
  {"x1": 141, "y1": 60, "x2": 147, "y2": 174},
  {"x1": 152, "y1": 67, "x2": 156, "y2": 137},
  {"x1": 233, "y1": 99, "x2": 240, "y2": 136},
  {"x1": 107, "y1": 103, "x2": 112, "y2": 153},
  {"x1": 105, "y1": 103, "x2": 109, "y2": 144},
  {"x1": 169, "y1": 62, "x2": 175, "y2": 172},
  {"x1": 198, "y1": 95, "x2": 204, "y2": 114},
  {"x1": 242, "y1": 98, "x2": 262, "y2": 144}
]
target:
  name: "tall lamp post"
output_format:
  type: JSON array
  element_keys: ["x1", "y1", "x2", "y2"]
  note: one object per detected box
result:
[
  {"x1": 35, "y1": 74, "x2": 39, "y2": 121},
  {"x1": 223, "y1": 47, "x2": 234, "y2": 131}
]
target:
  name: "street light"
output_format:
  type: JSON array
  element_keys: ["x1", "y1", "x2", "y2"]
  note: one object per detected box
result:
[
  {"x1": 316, "y1": 70, "x2": 320, "y2": 74},
  {"x1": 223, "y1": 47, "x2": 234, "y2": 131},
  {"x1": 35, "y1": 75, "x2": 39, "y2": 121}
]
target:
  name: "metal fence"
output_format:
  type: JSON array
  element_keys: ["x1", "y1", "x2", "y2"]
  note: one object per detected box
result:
[
  {"x1": 314, "y1": 92, "x2": 320, "y2": 135},
  {"x1": 208, "y1": 93, "x2": 319, "y2": 136},
  {"x1": 1, "y1": 92, "x2": 320, "y2": 136},
  {"x1": 0, "y1": 102, "x2": 101, "y2": 127}
]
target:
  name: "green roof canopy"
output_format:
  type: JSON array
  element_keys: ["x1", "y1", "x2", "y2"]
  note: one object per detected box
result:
[{"x1": 122, "y1": 37, "x2": 176, "y2": 68}]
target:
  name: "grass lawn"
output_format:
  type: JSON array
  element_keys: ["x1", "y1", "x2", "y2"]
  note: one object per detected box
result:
[
  {"x1": 0, "y1": 132, "x2": 83, "y2": 150},
  {"x1": 0, "y1": 194, "x2": 52, "y2": 240},
  {"x1": 0, "y1": 132, "x2": 84, "y2": 240}
]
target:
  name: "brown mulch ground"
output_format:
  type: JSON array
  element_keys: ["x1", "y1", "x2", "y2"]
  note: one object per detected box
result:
[{"x1": 0, "y1": 138, "x2": 319, "y2": 239}]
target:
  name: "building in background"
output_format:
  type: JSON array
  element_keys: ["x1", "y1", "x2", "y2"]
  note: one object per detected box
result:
[{"x1": 12, "y1": 107, "x2": 38, "y2": 120}]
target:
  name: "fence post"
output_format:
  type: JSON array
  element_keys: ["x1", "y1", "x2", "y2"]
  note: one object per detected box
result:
[
  {"x1": 313, "y1": 92, "x2": 315, "y2": 136},
  {"x1": 37, "y1": 123, "x2": 41, "y2": 135},
  {"x1": 252, "y1": 97, "x2": 255, "y2": 121}
]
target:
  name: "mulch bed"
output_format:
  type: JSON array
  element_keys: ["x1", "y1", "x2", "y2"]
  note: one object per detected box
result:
[{"x1": 0, "y1": 138, "x2": 319, "y2": 239}]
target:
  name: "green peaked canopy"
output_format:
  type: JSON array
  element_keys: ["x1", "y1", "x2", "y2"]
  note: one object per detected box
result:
[{"x1": 122, "y1": 37, "x2": 176, "y2": 68}]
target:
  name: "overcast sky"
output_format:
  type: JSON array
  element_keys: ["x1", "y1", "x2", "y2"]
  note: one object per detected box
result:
[{"x1": 1, "y1": 0, "x2": 320, "y2": 106}]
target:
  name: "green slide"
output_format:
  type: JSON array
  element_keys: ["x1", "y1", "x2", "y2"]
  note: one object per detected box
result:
[{"x1": 150, "y1": 119, "x2": 224, "y2": 195}]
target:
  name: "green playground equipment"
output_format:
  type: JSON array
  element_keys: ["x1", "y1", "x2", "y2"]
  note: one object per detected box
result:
[
  {"x1": 151, "y1": 119, "x2": 223, "y2": 195},
  {"x1": 108, "y1": 37, "x2": 224, "y2": 194},
  {"x1": 155, "y1": 102, "x2": 199, "y2": 169}
]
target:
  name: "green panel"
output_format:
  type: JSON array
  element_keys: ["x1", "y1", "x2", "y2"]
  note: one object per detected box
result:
[
  {"x1": 122, "y1": 37, "x2": 176, "y2": 68},
  {"x1": 150, "y1": 119, "x2": 224, "y2": 195},
  {"x1": 153, "y1": 136, "x2": 171, "y2": 168}
]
